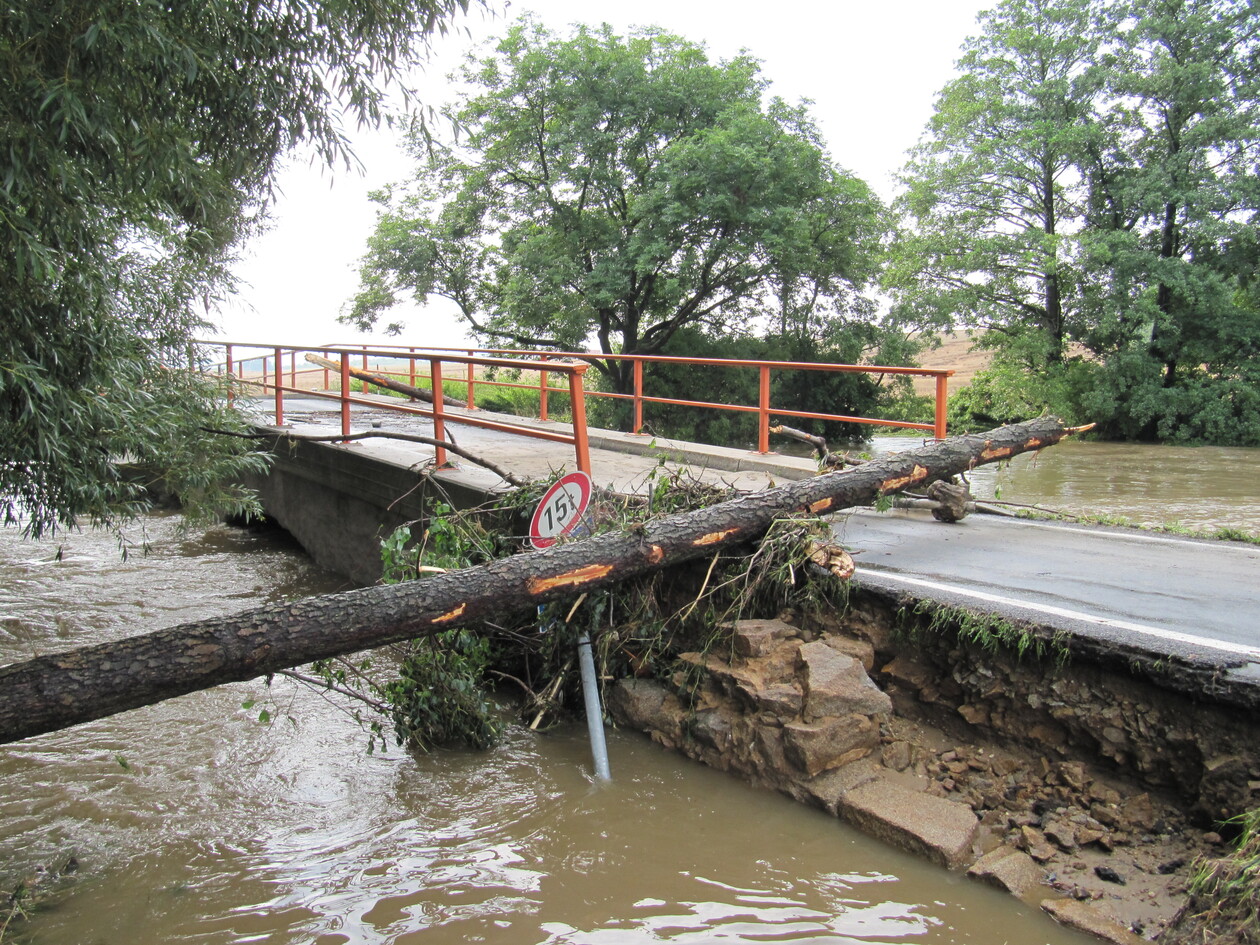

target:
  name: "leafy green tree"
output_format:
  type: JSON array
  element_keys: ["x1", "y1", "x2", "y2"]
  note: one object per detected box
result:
[
  {"x1": 345, "y1": 19, "x2": 885, "y2": 394},
  {"x1": 2, "y1": 0, "x2": 474, "y2": 536},
  {"x1": 1075, "y1": 0, "x2": 1260, "y2": 441},
  {"x1": 887, "y1": 0, "x2": 1100, "y2": 364},
  {"x1": 895, "y1": 0, "x2": 1260, "y2": 443}
]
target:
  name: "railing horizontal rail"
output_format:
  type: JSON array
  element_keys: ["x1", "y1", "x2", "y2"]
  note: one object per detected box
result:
[
  {"x1": 199, "y1": 342, "x2": 593, "y2": 475},
  {"x1": 201, "y1": 340, "x2": 952, "y2": 471},
  {"x1": 309, "y1": 342, "x2": 953, "y2": 444}
]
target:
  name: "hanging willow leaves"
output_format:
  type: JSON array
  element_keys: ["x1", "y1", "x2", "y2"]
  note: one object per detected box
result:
[{"x1": 1, "y1": 0, "x2": 477, "y2": 536}]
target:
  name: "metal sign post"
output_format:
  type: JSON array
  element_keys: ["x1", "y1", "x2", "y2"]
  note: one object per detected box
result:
[
  {"x1": 529, "y1": 472, "x2": 609, "y2": 780},
  {"x1": 576, "y1": 632, "x2": 611, "y2": 782}
]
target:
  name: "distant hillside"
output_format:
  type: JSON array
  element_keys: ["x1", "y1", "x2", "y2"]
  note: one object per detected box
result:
[{"x1": 908, "y1": 332, "x2": 992, "y2": 397}]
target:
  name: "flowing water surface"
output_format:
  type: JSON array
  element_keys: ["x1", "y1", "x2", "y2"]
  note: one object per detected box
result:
[
  {"x1": 0, "y1": 513, "x2": 1096, "y2": 944},
  {"x1": 871, "y1": 436, "x2": 1260, "y2": 533}
]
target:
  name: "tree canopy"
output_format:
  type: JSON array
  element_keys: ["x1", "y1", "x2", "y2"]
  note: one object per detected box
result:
[
  {"x1": 887, "y1": 0, "x2": 1099, "y2": 362},
  {"x1": 345, "y1": 20, "x2": 886, "y2": 393},
  {"x1": 2, "y1": 0, "x2": 474, "y2": 536},
  {"x1": 891, "y1": 0, "x2": 1260, "y2": 443}
]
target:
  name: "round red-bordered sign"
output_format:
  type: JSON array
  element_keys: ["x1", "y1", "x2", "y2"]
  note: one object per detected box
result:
[{"x1": 529, "y1": 471, "x2": 593, "y2": 549}]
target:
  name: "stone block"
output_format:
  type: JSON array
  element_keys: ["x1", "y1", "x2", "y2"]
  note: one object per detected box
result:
[
  {"x1": 754, "y1": 723, "x2": 789, "y2": 774},
  {"x1": 609, "y1": 679, "x2": 682, "y2": 739},
  {"x1": 967, "y1": 846, "x2": 1046, "y2": 901},
  {"x1": 738, "y1": 680, "x2": 803, "y2": 717},
  {"x1": 690, "y1": 708, "x2": 734, "y2": 753},
  {"x1": 796, "y1": 761, "x2": 881, "y2": 814},
  {"x1": 729, "y1": 618, "x2": 795, "y2": 659},
  {"x1": 783, "y1": 715, "x2": 880, "y2": 776},
  {"x1": 821, "y1": 634, "x2": 876, "y2": 672},
  {"x1": 609, "y1": 678, "x2": 666, "y2": 722},
  {"x1": 798, "y1": 641, "x2": 892, "y2": 720},
  {"x1": 881, "y1": 655, "x2": 935, "y2": 690},
  {"x1": 881, "y1": 740, "x2": 914, "y2": 772},
  {"x1": 838, "y1": 777, "x2": 979, "y2": 870},
  {"x1": 1040, "y1": 899, "x2": 1147, "y2": 945}
]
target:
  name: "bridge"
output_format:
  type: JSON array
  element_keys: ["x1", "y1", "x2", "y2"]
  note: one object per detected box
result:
[
  {"x1": 208, "y1": 340, "x2": 948, "y2": 575},
  {"x1": 207, "y1": 341, "x2": 1260, "y2": 712}
]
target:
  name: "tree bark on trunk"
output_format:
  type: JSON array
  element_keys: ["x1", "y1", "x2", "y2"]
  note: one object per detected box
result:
[
  {"x1": 0, "y1": 418, "x2": 1081, "y2": 744},
  {"x1": 304, "y1": 353, "x2": 468, "y2": 408}
]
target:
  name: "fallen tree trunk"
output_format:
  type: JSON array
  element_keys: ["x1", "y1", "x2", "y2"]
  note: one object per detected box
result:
[
  {"x1": 305, "y1": 352, "x2": 468, "y2": 408},
  {"x1": 0, "y1": 417, "x2": 1080, "y2": 744}
]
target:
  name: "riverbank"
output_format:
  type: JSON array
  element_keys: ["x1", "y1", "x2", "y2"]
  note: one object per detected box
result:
[{"x1": 608, "y1": 593, "x2": 1258, "y2": 944}]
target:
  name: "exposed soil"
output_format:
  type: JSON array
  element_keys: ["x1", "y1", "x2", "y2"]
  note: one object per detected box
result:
[
  {"x1": 876, "y1": 713, "x2": 1215, "y2": 941},
  {"x1": 608, "y1": 592, "x2": 1260, "y2": 945}
]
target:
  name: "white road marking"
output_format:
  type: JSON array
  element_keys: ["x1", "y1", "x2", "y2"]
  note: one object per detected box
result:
[
  {"x1": 973, "y1": 515, "x2": 1260, "y2": 552},
  {"x1": 858, "y1": 567, "x2": 1260, "y2": 662},
  {"x1": 846, "y1": 508, "x2": 1260, "y2": 554}
]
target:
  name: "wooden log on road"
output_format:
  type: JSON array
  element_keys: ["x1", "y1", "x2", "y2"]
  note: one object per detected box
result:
[
  {"x1": 0, "y1": 417, "x2": 1082, "y2": 744},
  {"x1": 305, "y1": 353, "x2": 468, "y2": 407}
]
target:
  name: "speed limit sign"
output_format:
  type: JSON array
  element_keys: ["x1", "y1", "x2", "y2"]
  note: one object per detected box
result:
[{"x1": 529, "y1": 471, "x2": 593, "y2": 549}]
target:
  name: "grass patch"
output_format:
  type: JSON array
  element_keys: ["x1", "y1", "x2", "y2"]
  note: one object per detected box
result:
[
  {"x1": 897, "y1": 599, "x2": 1070, "y2": 665},
  {"x1": 1176, "y1": 808, "x2": 1260, "y2": 944}
]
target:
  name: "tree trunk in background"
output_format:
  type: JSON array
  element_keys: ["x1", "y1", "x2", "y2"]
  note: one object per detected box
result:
[{"x1": 0, "y1": 418, "x2": 1081, "y2": 744}]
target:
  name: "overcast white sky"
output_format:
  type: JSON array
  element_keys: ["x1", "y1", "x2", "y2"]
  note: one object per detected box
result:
[{"x1": 214, "y1": 0, "x2": 990, "y2": 349}]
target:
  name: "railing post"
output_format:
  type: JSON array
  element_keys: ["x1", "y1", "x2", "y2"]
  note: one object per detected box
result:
[
  {"x1": 431, "y1": 360, "x2": 448, "y2": 467},
  {"x1": 934, "y1": 373, "x2": 950, "y2": 441},
  {"x1": 273, "y1": 346, "x2": 284, "y2": 426},
  {"x1": 757, "y1": 364, "x2": 772, "y2": 453},
  {"x1": 289, "y1": 350, "x2": 296, "y2": 389},
  {"x1": 539, "y1": 356, "x2": 550, "y2": 422},
  {"x1": 261, "y1": 352, "x2": 269, "y2": 393},
  {"x1": 466, "y1": 352, "x2": 476, "y2": 410},
  {"x1": 409, "y1": 347, "x2": 416, "y2": 390},
  {"x1": 225, "y1": 344, "x2": 234, "y2": 406},
  {"x1": 361, "y1": 347, "x2": 369, "y2": 394},
  {"x1": 569, "y1": 367, "x2": 592, "y2": 476},
  {"x1": 340, "y1": 352, "x2": 351, "y2": 441},
  {"x1": 322, "y1": 352, "x2": 330, "y2": 391},
  {"x1": 632, "y1": 359, "x2": 644, "y2": 434}
]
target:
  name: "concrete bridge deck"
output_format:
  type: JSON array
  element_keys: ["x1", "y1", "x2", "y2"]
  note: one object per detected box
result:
[
  {"x1": 254, "y1": 393, "x2": 822, "y2": 494},
  {"x1": 245, "y1": 395, "x2": 1260, "y2": 706}
]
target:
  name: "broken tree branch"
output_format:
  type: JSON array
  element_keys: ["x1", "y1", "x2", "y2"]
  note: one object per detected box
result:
[
  {"x1": 280, "y1": 430, "x2": 528, "y2": 487},
  {"x1": 304, "y1": 353, "x2": 468, "y2": 408},
  {"x1": 0, "y1": 417, "x2": 1082, "y2": 744},
  {"x1": 770, "y1": 423, "x2": 868, "y2": 469}
]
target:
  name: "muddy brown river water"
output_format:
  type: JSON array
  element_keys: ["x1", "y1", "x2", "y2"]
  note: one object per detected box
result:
[
  {"x1": 5, "y1": 435, "x2": 1256, "y2": 944},
  {"x1": 872, "y1": 436, "x2": 1260, "y2": 532}
]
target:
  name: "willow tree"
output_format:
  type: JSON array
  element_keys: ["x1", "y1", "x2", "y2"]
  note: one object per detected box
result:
[
  {"x1": 344, "y1": 19, "x2": 885, "y2": 394},
  {"x1": 1, "y1": 0, "x2": 475, "y2": 536}
]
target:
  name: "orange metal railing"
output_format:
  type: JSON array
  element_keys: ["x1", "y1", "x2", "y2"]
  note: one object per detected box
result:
[
  {"x1": 306, "y1": 343, "x2": 954, "y2": 445},
  {"x1": 205, "y1": 341, "x2": 953, "y2": 475},
  {"x1": 205, "y1": 342, "x2": 593, "y2": 475}
]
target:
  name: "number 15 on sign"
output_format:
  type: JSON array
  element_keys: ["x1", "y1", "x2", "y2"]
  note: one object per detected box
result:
[{"x1": 529, "y1": 472, "x2": 593, "y2": 550}]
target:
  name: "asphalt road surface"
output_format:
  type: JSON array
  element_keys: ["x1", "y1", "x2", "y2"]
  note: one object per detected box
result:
[{"x1": 832, "y1": 509, "x2": 1260, "y2": 672}]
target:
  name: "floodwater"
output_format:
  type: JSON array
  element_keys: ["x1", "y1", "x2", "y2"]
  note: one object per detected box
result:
[
  {"x1": 0, "y1": 514, "x2": 1094, "y2": 944},
  {"x1": 871, "y1": 435, "x2": 1260, "y2": 533}
]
